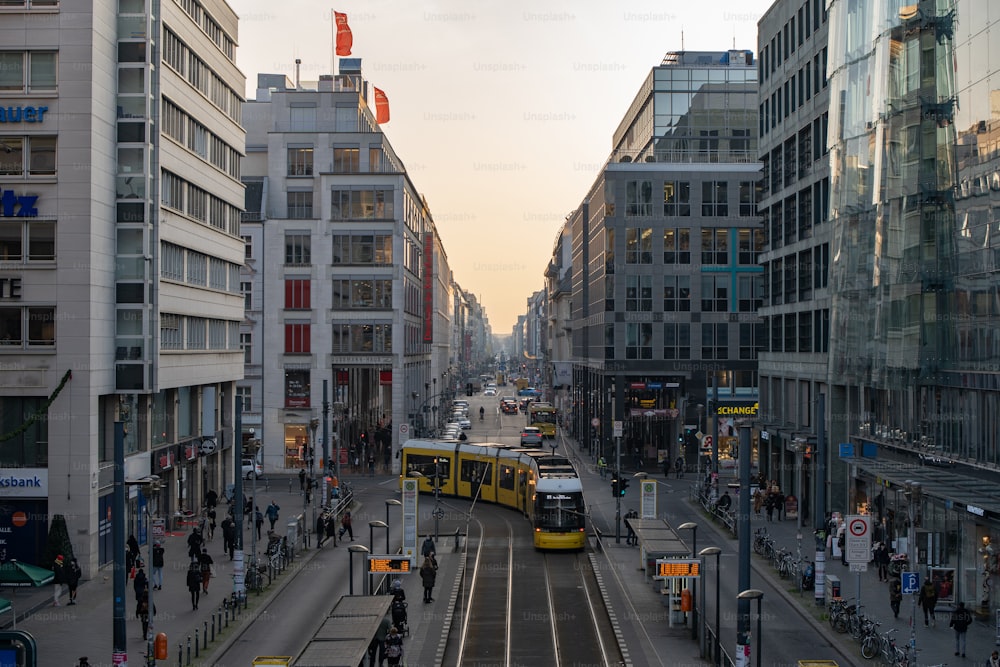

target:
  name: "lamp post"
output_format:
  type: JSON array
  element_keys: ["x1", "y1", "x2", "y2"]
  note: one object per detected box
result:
[
  {"x1": 738, "y1": 589, "x2": 764, "y2": 667},
  {"x1": 128, "y1": 476, "x2": 161, "y2": 667},
  {"x1": 348, "y1": 544, "x2": 369, "y2": 595},
  {"x1": 385, "y1": 499, "x2": 401, "y2": 553},
  {"x1": 699, "y1": 546, "x2": 722, "y2": 667},
  {"x1": 369, "y1": 520, "x2": 387, "y2": 553},
  {"x1": 679, "y1": 522, "x2": 699, "y2": 643},
  {"x1": 904, "y1": 479, "x2": 921, "y2": 657}
]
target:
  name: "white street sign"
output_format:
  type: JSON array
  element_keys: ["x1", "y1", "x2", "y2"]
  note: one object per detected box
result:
[
  {"x1": 849, "y1": 562, "x2": 868, "y2": 572},
  {"x1": 613, "y1": 421, "x2": 623, "y2": 437},
  {"x1": 845, "y1": 515, "x2": 872, "y2": 564}
]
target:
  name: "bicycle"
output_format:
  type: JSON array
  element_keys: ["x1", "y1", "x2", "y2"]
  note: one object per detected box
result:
[
  {"x1": 860, "y1": 619, "x2": 882, "y2": 659},
  {"x1": 828, "y1": 597, "x2": 856, "y2": 633}
]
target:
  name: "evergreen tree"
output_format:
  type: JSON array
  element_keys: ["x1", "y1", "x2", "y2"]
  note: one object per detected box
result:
[{"x1": 42, "y1": 514, "x2": 75, "y2": 569}]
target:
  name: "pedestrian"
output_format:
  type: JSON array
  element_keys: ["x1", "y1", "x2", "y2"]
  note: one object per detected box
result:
[
  {"x1": 889, "y1": 576, "x2": 902, "y2": 618},
  {"x1": 753, "y1": 487, "x2": 764, "y2": 515},
  {"x1": 254, "y1": 506, "x2": 264, "y2": 540},
  {"x1": 421, "y1": 535, "x2": 436, "y2": 559},
  {"x1": 186, "y1": 562, "x2": 201, "y2": 610},
  {"x1": 874, "y1": 542, "x2": 890, "y2": 581},
  {"x1": 988, "y1": 650, "x2": 999, "y2": 667},
  {"x1": 918, "y1": 578, "x2": 938, "y2": 626},
  {"x1": 66, "y1": 557, "x2": 82, "y2": 605},
  {"x1": 339, "y1": 511, "x2": 354, "y2": 541},
  {"x1": 764, "y1": 493, "x2": 776, "y2": 522},
  {"x1": 775, "y1": 489, "x2": 786, "y2": 521},
  {"x1": 837, "y1": 528, "x2": 847, "y2": 565},
  {"x1": 265, "y1": 500, "x2": 280, "y2": 531},
  {"x1": 187, "y1": 528, "x2": 203, "y2": 561},
  {"x1": 205, "y1": 488, "x2": 218, "y2": 510},
  {"x1": 52, "y1": 554, "x2": 66, "y2": 606},
  {"x1": 133, "y1": 563, "x2": 148, "y2": 603},
  {"x1": 949, "y1": 600, "x2": 973, "y2": 657},
  {"x1": 597, "y1": 456, "x2": 607, "y2": 479},
  {"x1": 206, "y1": 507, "x2": 217, "y2": 541},
  {"x1": 383, "y1": 625, "x2": 404, "y2": 666},
  {"x1": 151, "y1": 541, "x2": 164, "y2": 590},
  {"x1": 368, "y1": 614, "x2": 391, "y2": 667},
  {"x1": 127, "y1": 534, "x2": 140, "y2": 573},
  {"x1": 198, "y1": 548, "x2": 214, "y2": 593},
  {"x1": 298, "y1": 468, "x2": 306, "y2": 492},
  {"x1": 136, "y1": 588, "x2": 153, "y2": 639},
  {"x1": 220, "y1": 517, "x2": 235, "y2": 560},
  {"x1": 368, "y1": 454, "x2": 375, "y2": 477},
  {"x1": 625, "y1": 509, "x2": 638, "y2": 546},
  {"x1": 325, "y1": 514, "x2": 338, "y2": 546},
  {"x1": 316, "y1": 513, "x2": 327, "y2": 547},
  {"x1": 675, "y1": 456, "x2": 685, "y2": 478},
  {"x1": 420, "y1": 555, "x2": 437, "y2": 602}
]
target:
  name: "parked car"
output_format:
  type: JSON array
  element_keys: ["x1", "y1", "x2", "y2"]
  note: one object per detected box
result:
[
  {"x1": 520, "y1": 427, "x2": 543, "y2": 446},
  {"x1": 241, "y1": 458, "x2": 262, "y2": 479}
]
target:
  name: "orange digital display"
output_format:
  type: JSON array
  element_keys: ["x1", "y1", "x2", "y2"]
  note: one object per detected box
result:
[
  {"x1": 656, "y1": 560, "x2": 701, "y2": 578},
  {"x1": 368, "y1": 557, "x2": 412, "y2": 574}
]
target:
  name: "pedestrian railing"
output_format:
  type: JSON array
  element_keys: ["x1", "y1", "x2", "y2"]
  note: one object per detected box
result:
[{"x1": 689, "y1": 484, "x2": 738, "y2": 538}]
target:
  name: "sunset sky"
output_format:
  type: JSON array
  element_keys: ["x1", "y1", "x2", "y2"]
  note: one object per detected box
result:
[{"x1": 231, "y1": 0, "x2": 774, "y2": 331}]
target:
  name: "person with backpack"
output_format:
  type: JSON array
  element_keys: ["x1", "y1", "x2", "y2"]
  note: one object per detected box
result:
[
  {"x1": 949, "y1": 601, "x2": 974, "y2": 657},
  {"x1": 265, "y1": 501, "x2": 280, "y2": 531},
  {"x1": 889, "y1": 575, "x2": 903, "y2": 618},
  {"x1": 136, "y1": 588, "x2": 154, "y2": 639},
  {"x1": 151, "y1": 541, "x2": 165, "y2": 590},
  {"x1": 383, "y1": 625, "x2": 403, "y2": 666},
  {"x1": 918, "y1": 578, "x2": 938, "y2": 626},
  {"x1": 65, "y1": 557, "x2": 82, "y2": 605}
]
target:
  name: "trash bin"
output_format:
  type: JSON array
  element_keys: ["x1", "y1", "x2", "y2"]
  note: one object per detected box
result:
[{"x1": 825, "y1": 574, "x2": 841, "y2": 602}]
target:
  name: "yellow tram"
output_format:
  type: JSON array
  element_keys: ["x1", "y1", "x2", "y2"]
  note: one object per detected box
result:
[{"x1": 400, "y1": 439, "x2": 587, "y2": 550}]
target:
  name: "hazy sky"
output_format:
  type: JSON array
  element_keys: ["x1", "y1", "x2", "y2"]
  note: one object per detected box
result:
[{"x1": 231, "y1": 0, "x2": 774, "y2": 331}]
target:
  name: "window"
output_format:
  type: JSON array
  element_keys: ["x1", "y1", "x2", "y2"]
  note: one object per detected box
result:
[
  {"x1": 160, "y1": 313, "x2": 181, "y2": 350},
  {"x1": 702, "y1": 181, "x2": 728, "y2": 216},
  {"x1": 625, "y1": 322, "x2": 653, "y2": 360},
  {"x1": 240, "y1": 332, "x2": 252, "y2": 363},
  {"x1": 333, "y1": 147, "x2": 360, "y2": 173},
  {"x1": 663, "y1": 275, "x2": 691, "y2": 312},
  {"x1": 332, "y1": 279, "x2": 392, "y2": 309},
  {"x1": 161, "y1": 243, "x2": 184, "y2": 281},
  {"x1": 702, "y1": 322, "x2": 728, "y2": 360},
  {"x1": 663, "y1": 228, "x2": 690, "y2": 264},
  {"x1": 625, "y1": 180, "x2": 653, "y2": 216},
  {"x1": 604, "y1": 275, "x2": 615, "y2": 311},
  {"x1": 604, "y1": 228, "x2": 615, "y2": 274},
  {"x1": 798, "y1": 311, "x2": 813, "y2": 353},
  {"x1": 0, "y1": 220, "x2": 55, "y2": 262},
  {"x1": 332, "y1": 234, "x2": 392, "y2": 265},
  {"x1": 0, "y1": 51, "x2": 56, "y2": 92},
  {"x1": 738, "y1": 181, "x2": 758, "y2": 217},
  {"x1": 738, "y1": 274, "x2": 762, "y2": 312},
  {"x1": 604, "y1": 323, "x2": 614, "y2": 359},
  {"x1": 289, "y1": 106, "x2": 316, "y2": 132},
  {"x1": 737, "y1": 229, "x2": 764, "y2": 265},
  {"x1": 701, "y1": 275, "x2": 728, "y2": 312},
  {"x1": 663, "y1": 322, "x2": 690, "y2": 360},
  {"x1": 209, "y1": 319, "x2": 227, "y2": 349},
  {"x1": 701, "y1": 228, "x2": 729, "y2": 265},
  {"x1": 813, "y1": 243, "x2": 829, "y2": 289},
  {"x1": 284, "y1": 369, "x2": 310, "y2": 408},
  {"x1": 236, "y1": 386, "x2": 252, "y2": 413},
  {"x1": 242, "y1": 235, "x2": 252, "y2": 259},
  {"x1": 739, "y1": 322, "x2": 764, "y2": 360},
  {"x1": 209, "y1": 257, "x2": 226, "y2": 289},
  {"x1": 285, "y1": 279, "x2": 311, "y2": 309},
  {"x1": 330, "y1": 323, "x2": 392, "y2": 353},
  {"x1": 663, "y1": 181, "x2": 691, "y2": 216},
  {"x1": 285, "y1": 233, "x2": 311, "y2": 265},
  {"x1": 186, "y1": 251, "x2": 207, "y2": 285},
  {"x1": 241, "y1": 281, "x2": 252, "y2": 310},
  {"x1": 161, "y1": 171, "x2": 183, "y2": 209},
  {"x1": 625, "y1": 275, "x2": 652, "y2": 312},
  {"x1": 186, "y1": 316, "x2": 206, "y2": 349},
  {"x1": 331, "y1": 188, "x2": 395, "y2": 220},
  {"x1": 287, "y1": 191, "x2": 313, "y2": 219},
  {"x1": 625, "y1": 228, "x2": 652, "y2": 264},
  {"x1": 287, "y1": 147, "x2": 313, "y2": 176},
  {"x1": 284, "y1": 323, "x2": 310, "y2": 353}
]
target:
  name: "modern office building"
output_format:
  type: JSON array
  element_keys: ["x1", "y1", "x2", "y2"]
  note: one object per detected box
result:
[
  {"x1": 755, "y1": 0, "x2": 831, "y2": 520},
  {"x1": 0, "y1": 0, "x2": 246, "y2": 572},
  {"x1": 564, "y1": 50, "x2": 764, "y2": 469},
  {"x1": 826, "y1": 0, "x2": 1000, "y2": 612},
  {"x1": 239, "y1": 61, "x2": 451, "y2": 475}
]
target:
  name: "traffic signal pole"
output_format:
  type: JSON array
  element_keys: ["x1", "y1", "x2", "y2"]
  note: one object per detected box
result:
[{"x1": 615, "y1": 433, "x2": 622, "y2": 544}]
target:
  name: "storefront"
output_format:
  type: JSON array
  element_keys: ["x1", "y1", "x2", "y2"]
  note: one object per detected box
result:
[{"x1": 0, "y1": 468, "x2": 48, "y2": 566}]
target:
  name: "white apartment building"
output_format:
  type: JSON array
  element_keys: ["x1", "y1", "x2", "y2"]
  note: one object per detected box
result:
[
  {"x1": 0, "y1": 0, "x2": 246, "y2": 573},
  {"x1": 239, "y1": 62, "x2": 448, "y2": 476}
]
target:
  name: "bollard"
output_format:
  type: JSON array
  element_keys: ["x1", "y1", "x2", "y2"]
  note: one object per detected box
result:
[
  {"x1": 194, "y1": 629, "x2": 199, "y2": 658},
  {"x1": 454, "y1": 527, "x2": 461, "y2": 551},
  {"x1": 288, "y1": 478, "x2": 292, "y2": 493},
  {"x1": 203, "y1": 621, "x2": 208, "y2": 649},
  {"x1": 177, "y1": 644, "x2": 182, "y2": 667},
  {"x1": 224, "y1": 606, "x2": 229, "y2": 628},
  {"x1": 211, "y1": 612, "x2": 216, "y2": 642},
  {"x1": 186, "y1": 636, "x2": 191, "y2": 665},
  {"x1": 265, "y1": 477, "x2": 269, "y2": 492}
]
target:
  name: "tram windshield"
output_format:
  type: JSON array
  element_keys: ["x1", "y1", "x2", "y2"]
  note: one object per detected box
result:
[{"x1": 535, "y1": 492, "x2": 585, "y2": 530}]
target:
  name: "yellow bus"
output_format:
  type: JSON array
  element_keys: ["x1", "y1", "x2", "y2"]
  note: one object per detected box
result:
[{"x1": 527, "y1": 403, "x2": 558, "y2": 438}]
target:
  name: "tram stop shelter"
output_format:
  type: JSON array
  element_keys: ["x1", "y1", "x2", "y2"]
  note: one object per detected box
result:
[
  {"x1": 293, "y1": 595, "x2": 393, "y2": 667},
  {"x1": 625, "y1": 518, "x2": 691, "y2": 579}
]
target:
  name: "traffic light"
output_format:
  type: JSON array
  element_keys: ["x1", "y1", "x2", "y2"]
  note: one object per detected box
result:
[
  {"x1": 619, "y1": 478, "x2": 629, "y2": 496},
  {"x1": 611, "y1": 478, "x2": 619, "y2": 497}
]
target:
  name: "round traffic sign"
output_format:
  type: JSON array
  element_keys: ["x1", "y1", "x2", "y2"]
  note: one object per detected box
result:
[
  {"x1": 591, "y1": 417, "x2": 600, "y2": 428},
  {"x1": 702, "y1": 435, "x2": 713, "y2": 448},
  {"x1": 849, "y1": 517, "x2": 868, "y2": 537},
  {"x1": 399, "y1": 424, "x2": 409, "y2": 435}
]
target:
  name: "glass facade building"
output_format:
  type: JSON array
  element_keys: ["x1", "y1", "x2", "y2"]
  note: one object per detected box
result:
[{"x1": 827, "y1": 0, "x2": 1000, "y2": 612}]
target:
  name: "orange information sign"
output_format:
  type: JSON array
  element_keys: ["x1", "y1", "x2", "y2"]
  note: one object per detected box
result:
[{"x1": 654, "y1": 559, "x2": 701, "y2": 579}]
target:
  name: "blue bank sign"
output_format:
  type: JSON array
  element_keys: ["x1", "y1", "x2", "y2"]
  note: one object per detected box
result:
[{"x1": 0, "y1": 106, "x2": 48, "y2": 123}]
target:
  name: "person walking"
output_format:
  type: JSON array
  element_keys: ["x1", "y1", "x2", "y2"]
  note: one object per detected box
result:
[
  {"x1": 133, "y1": 563, "x2": 148, "y2": 603},
  {"x1": 625, "y1": 509, "x2": 638, "y2": 546},
  {"x1": 368, "y1": 614, "x2": 391, "y2": 667},
  {"x1": 987, "y1": 650, "x2": 999, "y2": 667},
  {"x1": 150, "y1": 541, "x2": 164, "y2": 590},
  {"x1": 889, "y1": 575, "x2": 902, "y2": 618},
  {"x1": 597, "y1": 456, "x2": 607, "y2": 479},
  {"x1": 383, "y1": 625, "x2": 404, "y2": 666},
  {"x1": 206, "y1": 507, "x2": 217, "y2": 541},
  {"x1": 339, "y1": 511, "x2": 354, "y2": 541},
  {"x1": 775, "y1": 489, "x2": 786, "y2": 521},
  {"x1": 421, "y1": 535, "x2": 436, "y2": 560},
  {"x1": 918, "y1": 578, "x2": 938, "y2": 626},
  {"x1": 221, "y1": 517, "x2": 235, "y2": 560},
  {"x1": 316, "y1": 513, "x2": 327, "y2": 547},
  {"x1": 368, "y1": 454, "x2": 376, "y2": 477},
  {"x1": 127, "y1": 534, "x2": 141, "y2": 573},
  {"x1": 873, "y1": 542, "x2": 890, "y2": 582},
  {"x1": 420, "y1": 555, "x2": 437, "y2": 602},
  {"x1": 52, "y1": 554, "x2": 67, "y2": 606},
  {"x1": 136, "y1": 588, "x2": 153, "y2": 639},
  {"x1": 198, "y1": 547, "x2": 214, "y2": 593},
  {"x1": 254, "y1": 506, "x2": 264, "y2": 540},
  {"x1": 187, "y1": 527, "x2": 204, "y2": 562},
  {"x1": 325, "y1": 514, "x2": 338, "y2": 546},
  {"x1": 949, "y1": 601, "x2": 973, "y2": 657},
  {"x1": 764, "y1": 492, "x2": 776, "y2": 522},
  {"x1": 65, "y1": 557, "x2": 82, "y2": 605},
  {"x1": 298, "y1": 468, "x2": 306, "y2": 493},
  {"x1": 675, "y1": 456, "x2": 685, "y2": 478},
  {"x1": 185, "y1": 562, "x2": 202, "y2": 610},
  {"x1": 265, "y1": 501, "x2": 280, "y2": 531}
]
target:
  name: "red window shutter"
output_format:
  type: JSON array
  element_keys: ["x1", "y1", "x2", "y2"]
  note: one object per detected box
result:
[
  {"x1": 300, "y1": 323, "x2": 311, "y2": 353},
  {"x1": 284, "y1": 280, "x2": 293, "y2": 309},
  {"x1": 284, "y1": 323, "x2": 294, "y2": 353},
  {"x1": 302, "y1": 280, "x2": 311, "y2": 309}
]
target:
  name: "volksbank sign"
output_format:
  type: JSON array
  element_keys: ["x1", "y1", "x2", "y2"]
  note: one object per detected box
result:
[
  {"x1": 716, "y1": 402, "x2": 759, "y2": 416},
  {"x1": 0, "y1": 468, "x2": 48, "y2": 497},
  {"x1": 0, "y1": 106, "x2": 49, "y2": 123}
]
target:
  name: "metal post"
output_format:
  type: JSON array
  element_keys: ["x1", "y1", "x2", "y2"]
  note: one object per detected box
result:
[
  {"x1": 755, "y1": 596, "x2": 762, "y2": 667},
  {"x1": 113, "y1": 422, "x2": 127, "y2": 667},
  {"x1": 615, "y1": 434, "x2": 622, "y2": 544},
  {"x1": 434, "y1": 457, "x2": 441, "y2": 541},
  {"x1": 322, "y1": 380, "x2": 330, "y2": 509},
  {"x1": 736, "y1": 424, "x2": 752, "y2": 666},
  {"x1": 814, "y1": 392, "x2": 826, "y2": 606},
  {"x1": 714, "y1": 556, "x2": 721, "y2": 666},
  {"x1": 234, "y1": 398, "x2": 245, "y2": 601}
]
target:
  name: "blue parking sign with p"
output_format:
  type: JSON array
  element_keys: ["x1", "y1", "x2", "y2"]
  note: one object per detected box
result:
[{"x1": 902, "y1": 571, "x2": 919, "y2": 594}]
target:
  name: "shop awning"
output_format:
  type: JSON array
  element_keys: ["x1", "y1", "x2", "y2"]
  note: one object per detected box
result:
[
  {"x1": 0, "y1": 561, "x2": 54, "y2": 588},
  {"x1": 846, "y1": 457, "x2": 1000, "y2": 519}
]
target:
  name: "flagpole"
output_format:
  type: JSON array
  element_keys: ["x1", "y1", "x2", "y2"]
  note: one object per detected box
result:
[{"x1": 330, "y1": 8, "x2": 335, "y2": 77}]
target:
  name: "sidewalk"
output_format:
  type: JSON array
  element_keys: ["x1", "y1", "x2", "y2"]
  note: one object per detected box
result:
[
  {"x1": 3, "y1": 474, "x2": 325, "y2": 667},
  {"x1": 691, "y1": 476, "x2": 1000, "y2": 666}
]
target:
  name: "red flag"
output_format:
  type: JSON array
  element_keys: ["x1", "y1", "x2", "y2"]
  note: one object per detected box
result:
[
  {"x1": 374, "y1": 87, "x2": 390, "y2": 124},
  {"x1": 334, "y1": 11, "x2": 352, "y2": 56}
]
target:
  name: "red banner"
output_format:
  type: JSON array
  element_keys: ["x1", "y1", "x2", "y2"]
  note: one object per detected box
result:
[
  {"x1": 379, "y1": 370, "x2": 392, "y2": 385},
  {"x1": 423, "y1": 233, "x2": 433, "y2": 342},
  {"x1": 334, "y1": 11, "x2": 353, "y2": 56},
  {"x1": 374, "y1": 86, "x2": 390, "y2": 124}
]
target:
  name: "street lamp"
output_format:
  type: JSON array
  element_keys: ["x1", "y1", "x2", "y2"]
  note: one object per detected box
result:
[
  {"x1": 738, "y1": 589, "x2": 764, "y2": 667},
  {"x1": 133, "y1": 476, "x2": 162, "y2": 667},
  {"x1": 348, "y1": 544, "x2": 369, "y2": 595},
  {"x1": 699, "y1": 546, "x2": 722, "y2": 667},
  {"x1": 679, "y1": 522, "x2": 699, "y2": 643},
  {"x1": 369, "y1": 520, "x2": 388, "y2": 553},
  {"x1": 385, "y1": 499, "x2": 401, "y2": 553}
]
